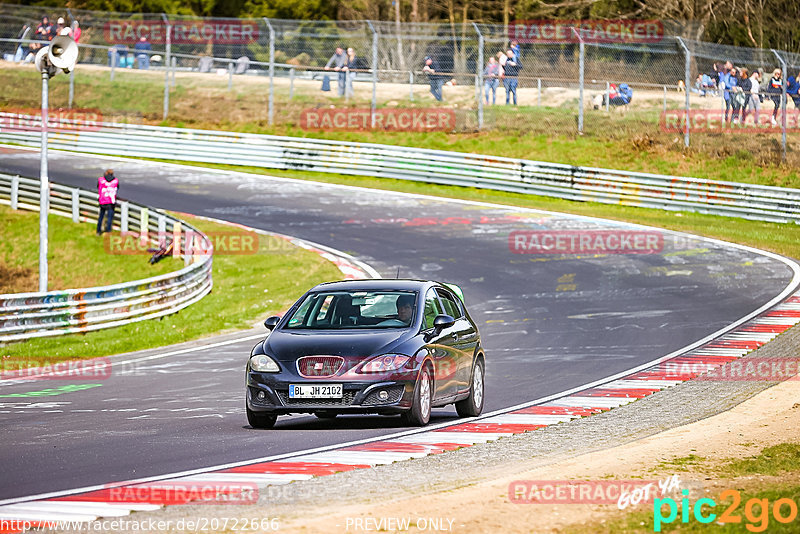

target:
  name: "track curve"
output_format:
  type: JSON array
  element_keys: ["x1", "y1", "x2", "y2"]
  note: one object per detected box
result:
[{"x1": 0, "y1": 147, "x2": 796, "y2": 501}]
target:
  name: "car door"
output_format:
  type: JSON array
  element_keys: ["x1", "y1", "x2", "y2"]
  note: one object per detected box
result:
[
  {"x1": 422, "y1": 288, "x2": 459, "y2": 400},
  {"x1": 436, "y1": 288, "x2": 478, "y2": 394}
]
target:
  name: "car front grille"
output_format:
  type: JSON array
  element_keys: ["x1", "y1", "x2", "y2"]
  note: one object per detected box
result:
[
  {"x1": 297, "y1": 356, "x2": 344, "y2": 378},
  {"x1": 276, "y1": 390, "x2": 356, "y2": 407}
]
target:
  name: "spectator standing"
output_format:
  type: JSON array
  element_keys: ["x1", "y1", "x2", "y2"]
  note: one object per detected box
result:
[
  {"x1": 71, "y1": 21, "x2": 81, "y2": 42},
  {"x1": 134, "y1": 36, "x2": 151, "y2": 69},
  {"x1": 510, "y1": 40, "x2": 521, "y2": 63},
  {"x1": 26, "y1": 16, "x2": 51, "y2": 61},
  {"x1": 738, "y1": 68, "x2": 752, "y2": 124},
  {"x1": 718, "y1": 61, "x2": 737, "y2": 124},
  {"x1": 345, "y1": 47, "x2": 357, "y2": 98},
  {"x1": 787, "y1": 71, "x2": 800, "y2": 108},
  {"x1": 747, "y1": 70, "x2": 761, "y2": 125},
  {"x1": 502, "y1": 49, "x2": 522, "y2": 106},
  {"x1": 766, "y1": 68, "x2": 783, "y2": 126},
  {"x1": 96, "y1": 169, "x2": 119, "y2": 236},
  {"x1": 422, "y1": 56, "x2": 444, "y2": 101},
  {"x1": 324, "y1": 46, "x2": 347, "y2": 97},
  {"x1": 483, "y1": 56, "x2": 501, "y2": 105},
  {"x1": 55, "y1": 17, "x2": 67, "y2": 37}
]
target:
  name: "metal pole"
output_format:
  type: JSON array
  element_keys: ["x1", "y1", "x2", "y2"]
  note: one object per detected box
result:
[
  {"x1": 289, "y1": 67, "x2": 295, "y2": 100},
  {"x1": 537, "y1": 78, "x2": 541, "y2": 107},
  {"x1": 367, "y1": 21, "x2": 378, "y2": 128},
  {"x1": 771, "y1": 49, "x2": 787, "y2": 161},
  {"x1": 572, "y1": 28, "x2": 584, "y2": 134},
  {"x1": 171, "y1": 56, "x2": 176, "y2": 87},
  {"x1": 605, "y1": 81, "x2": 610, "y2": 112},
  {"x1": 409, "y1": 71, "x2": 414, "y2": 101},
  {"x1": 264, "y1": 18, "x2": 275, "y2": 126},
  {"x1": 162, "y1": 14, "x2": 171, "y2": 120},
  {"x1": 68, "y1": 70, "x2": 74, "y2": 109},
  {"x1": 110, "y1": 48, "x2": 116, "y2": 81},
  {"x1": 676, "y1": 37, "x2": 691, "y2": 148},
  {"x1": 11, "y1": 175, "x2": 19, "y2": 210},
  {"x1": 474, "y1": 22, "x2": 484, "y2": 130},
  {"x1": 228, "y1": 62, "x2": 233, "y2": 90},
  {"x1": 39, "y1": 71, "x2": 50, "y2": 292}
]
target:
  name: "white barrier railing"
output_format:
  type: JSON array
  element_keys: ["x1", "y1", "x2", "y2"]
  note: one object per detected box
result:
[
  {"x1": 1, "y1": 115, "x2": 799, "y2": 223},
  {"x1": 0, "y1": 172, "x2": 213, "y2": 342}
]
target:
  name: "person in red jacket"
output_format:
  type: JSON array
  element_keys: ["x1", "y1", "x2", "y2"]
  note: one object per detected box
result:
[{"x1": 97, "y1": 169, "x2": 119, "y2": 235}]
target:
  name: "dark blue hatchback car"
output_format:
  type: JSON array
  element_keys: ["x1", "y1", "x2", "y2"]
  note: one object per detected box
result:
[{"x1": 246, "y1": 279, "x2": 485, "y2": 428}]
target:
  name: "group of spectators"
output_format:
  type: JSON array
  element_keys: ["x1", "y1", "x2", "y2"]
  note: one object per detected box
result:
[
  {"x1": 108, "y1": 37, "x2": 153, "y2": 70},
  {"x1": 695, "y1": 60, "x2": 800, "y2": 125},
  {"x1": 323, "y1": 46, "x2": 359, "y2": 98},
  {"x1": 23, "y1": 15, "x2": 79, "y2": 63},
  {"x1": 422, "y1": 41, "x2": 525, "y2": 105}
]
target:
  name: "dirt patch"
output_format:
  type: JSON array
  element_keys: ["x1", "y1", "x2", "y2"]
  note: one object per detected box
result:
[
  {"x1": 277, "y1": 378, "x2": 800, "y2": 533},
  {"x1": 0, "y1": 262, "x2": 35, "y2": 294}
]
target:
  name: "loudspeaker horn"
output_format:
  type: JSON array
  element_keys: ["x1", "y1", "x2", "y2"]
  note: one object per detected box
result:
[{"x1": 48, "y1": 36, "x2": 78, "y2": 72}]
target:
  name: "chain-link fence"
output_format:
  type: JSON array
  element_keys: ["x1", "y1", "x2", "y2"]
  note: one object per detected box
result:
[{"x1": 1, "y1": 3, "x2": 798, "y2": 160}]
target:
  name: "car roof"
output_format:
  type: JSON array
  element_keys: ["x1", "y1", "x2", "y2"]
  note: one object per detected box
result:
[{"x1": 310, "y1": 279, "x2": 438, "y2": 292}]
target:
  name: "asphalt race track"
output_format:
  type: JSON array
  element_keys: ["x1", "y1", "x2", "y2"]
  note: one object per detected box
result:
[{"x1": 0, "y1": 147, "x2": 796, "y2": 501}]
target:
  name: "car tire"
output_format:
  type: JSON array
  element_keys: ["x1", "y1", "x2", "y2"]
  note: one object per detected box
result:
[
  {"x1": 314, "y1": 412, "x2": 337, "y2": 419},
  {"x1": 402, "y1": 365, "x2": 432, "y2": 426},
  {"x1": 456, "y1": 358, "x2": 484, "y2": 417},
  {"x1": 247, "y1": 406, "x2": 277, "y2": 429}
]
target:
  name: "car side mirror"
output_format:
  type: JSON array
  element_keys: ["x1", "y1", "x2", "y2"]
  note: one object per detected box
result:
[
  {"x1": 433, "y1": 314, "x2": 455, "y2": 334},
  {"x1": 264, "y1": 315, "x2": 281, "y2": 331}
]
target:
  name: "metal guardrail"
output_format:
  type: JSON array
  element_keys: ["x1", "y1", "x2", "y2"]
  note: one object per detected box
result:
[
  {"x1": 0, "y1": 171, "x2": 213, "y2": 342},
  {"x1": 1, "y1": 114, "x2": 799, "y2": 224}
]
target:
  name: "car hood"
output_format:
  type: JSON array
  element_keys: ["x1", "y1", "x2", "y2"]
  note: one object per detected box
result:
[{"x1": 262, "y1": 329, "x2": 413, "y2": 362}]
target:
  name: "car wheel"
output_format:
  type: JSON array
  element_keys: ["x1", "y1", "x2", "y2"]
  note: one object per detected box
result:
[
  {"x1": 314, "y1": 412, "x2": 337, "y2": 419},
  {"x1": 456, "y1": 358, "x2": 484, "y2": 417},
  {"x1": 402, "y1": 365, "x2": 432, "y2": 426},
  {"x1": 247, "y1": 406, "x2": 277, "y2": 429}
]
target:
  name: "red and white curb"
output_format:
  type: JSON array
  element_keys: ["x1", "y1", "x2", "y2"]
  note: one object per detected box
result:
[{"x1": 2, "y1": 294, "x2": 799, "y2": 532}]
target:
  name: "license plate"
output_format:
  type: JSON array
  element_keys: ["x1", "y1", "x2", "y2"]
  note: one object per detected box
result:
[{"x1": 289, "y1": 384, "x2": 343, "y2": 399}]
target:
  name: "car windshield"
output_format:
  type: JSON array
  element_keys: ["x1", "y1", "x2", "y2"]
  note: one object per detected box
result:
[{"x1": 285, "y1": 290, "x2": 418, "y2": 330}]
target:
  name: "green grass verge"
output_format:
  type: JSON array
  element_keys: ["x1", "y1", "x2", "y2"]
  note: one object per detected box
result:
[
  {"x1": 0, "y1": 203, "x2": 180, "y2": 293},
  {"x1": 1, "y1": 213, "x2": 344, "y2": 359}
]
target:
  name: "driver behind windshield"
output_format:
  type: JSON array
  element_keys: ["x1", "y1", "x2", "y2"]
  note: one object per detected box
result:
[{"x1": 379, "y1": 294, "x2": 416, "y2": 326}]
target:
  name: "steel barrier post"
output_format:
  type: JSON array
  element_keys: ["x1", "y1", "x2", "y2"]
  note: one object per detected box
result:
[
  {"x1": 676, "y1": 37, "x2": 691, "y2": 148},
  {"x1": 158, "y1": 215, "x2": 166, "y2": 247},
  {"x1": 367, "y1": 21, "x2": 378, "y2": 128},
  {"x1": 121, "y1": 201, "x2": 129, "y2": 233},
  {"x1": 409, "y1": 71, "x2": 414, "y2": 101},
  {"x1": 172, "y1": 220, "x2": 181, "y2": 258},
  {"x1": 110, "y1": 48, "x2": 116, "y2": 81},
  {"x1": 605, "y1": 81, "x2": 610, "y2": 112},
  {"x1": 171, "y1": 56, "x2": 176, "y2": 87},
  {"x1": 289, "y1": 67, "x2": 295, "y2": 99},
  {"x1": 571, "y1": 28, "x2": 585, "y2": 134},
  {"x1": 162, "y1": 14, "x2": 171, "y2": 120},
  {"x1": 772, "y1": 49, "x2": 788, "y2": 162},
  {"x1": 68, "y1": 70, "x2": 75, "y2": 109},
  {"x1": 264, "y1": 18, "x2": 275, "y2": 125},
  {"x1": 474, "y1": 22, "x2": 484, "y2": 130},
  {"x1": 11, "y1": 175, "x2": 18, "y2": 210},
  {"x1": 71, "y1": 189, "x2": 79, "y2": 222},
  {"x1": 140, "y1": 207, "x2": 149, "y2": 246}
]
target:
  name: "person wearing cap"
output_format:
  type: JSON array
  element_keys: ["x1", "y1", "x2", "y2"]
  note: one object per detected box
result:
[
  {"x1": 55, "y1": 17, "x2": 66, "y2": 38},
  {"x1": 134, "y1": 36, "x2": 152, "y2": 69},
  {"x1": 422, "y1": 56, "x2": 445, "y2": 101},
  {"x1": 97, "y1": 169, "x2": 119, "y2": 235},
  {"x1": 379, "y1": 294, "x2": 416, "y2": 326}
]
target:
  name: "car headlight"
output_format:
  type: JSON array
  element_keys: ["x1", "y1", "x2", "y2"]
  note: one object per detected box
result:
[
  {"x1": 250, "y1": 354, "x2": 280, "y2": 372},
  {"x1": 359, "y1": 354, "x2": 411, "y2": 373}
]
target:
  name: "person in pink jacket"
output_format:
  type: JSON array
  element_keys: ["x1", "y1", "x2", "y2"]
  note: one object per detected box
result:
[{"x1": 97, "y1": 169, "x2": 119, "y2": 235}]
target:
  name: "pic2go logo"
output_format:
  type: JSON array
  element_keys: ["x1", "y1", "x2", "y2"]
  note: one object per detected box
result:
[{"x1": 654, "y1": 489, "x2": 799, "y2": 532}]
